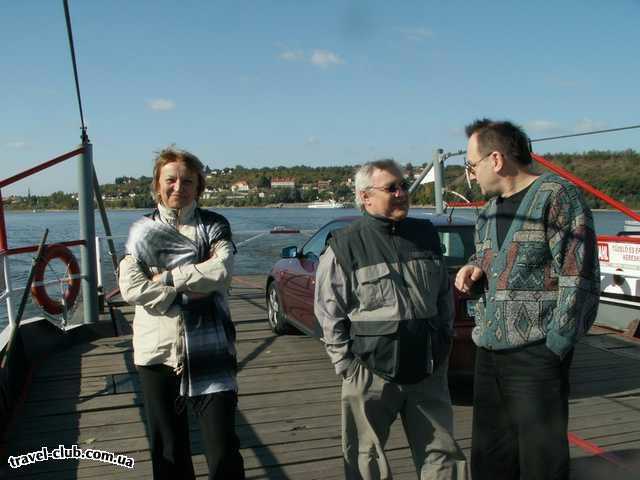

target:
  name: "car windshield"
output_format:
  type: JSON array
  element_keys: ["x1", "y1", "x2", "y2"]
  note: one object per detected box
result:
[
  {"x1": 436, "y1": 226, "x2": 475, "y2": 269},
  {"x1": 302, "y1": 220, "x2": 352, "y2": 259}
]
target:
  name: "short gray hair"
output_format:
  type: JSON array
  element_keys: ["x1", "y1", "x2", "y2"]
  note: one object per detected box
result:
[{"x1": 354, "y1": 159, "x2": 404, "y2": 211}]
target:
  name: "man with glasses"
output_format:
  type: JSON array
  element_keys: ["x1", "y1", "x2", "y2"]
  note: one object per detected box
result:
[
  {"x1": 315, "y1": 159, "x2": 467, "y2": 480},
  {"x1": 455, "y1": 119, "x2": 600, "y2": 480}
]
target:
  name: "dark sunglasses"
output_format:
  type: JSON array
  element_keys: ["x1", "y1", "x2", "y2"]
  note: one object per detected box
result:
[{"x1": 368, "y1": 180, "x2": 410, "y2": 194}]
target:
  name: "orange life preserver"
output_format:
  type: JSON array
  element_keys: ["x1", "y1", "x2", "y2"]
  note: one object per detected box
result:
[{"x1": 31, "y1": 244, "x2": 81, "y2": 315}]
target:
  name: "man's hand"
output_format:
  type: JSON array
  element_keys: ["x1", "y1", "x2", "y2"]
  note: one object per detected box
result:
[
  {"x1": 455, "y1": 265, "x2": 483, "y2": 293},
  {"x1": 151, "y1": 273, "x2": 163, "y2": 283}
]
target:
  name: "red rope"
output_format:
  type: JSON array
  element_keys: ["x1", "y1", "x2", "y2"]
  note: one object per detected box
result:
[{"x1": 532, "y1": 153, "x2": 640, "y2": 223}]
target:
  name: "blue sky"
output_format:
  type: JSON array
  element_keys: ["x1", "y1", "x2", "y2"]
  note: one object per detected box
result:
[{"x1": 2, "y1": 0, "x2": 639, "y2": 195}]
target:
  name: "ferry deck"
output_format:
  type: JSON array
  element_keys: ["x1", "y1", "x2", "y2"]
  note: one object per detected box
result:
[{"x1": 2, "y1": 274, "x2": 640, "y2": 479}]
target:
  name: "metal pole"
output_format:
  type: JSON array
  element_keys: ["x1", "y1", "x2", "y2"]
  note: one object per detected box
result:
[
  {"x1": 95, "y1": 235, "x2": 105, "y2": 314},
  {"x1": 0, "y1": 190, "x2": 7, "y2": 252},
  {"x1": 3, "y1": 256, "x2": 15, "y2": 326},
  {"x1": 95, "y1": 236, "x2": 103, "y2": 290},
  {"x1": 0, "y1": 190, "x2": 15, "y2": 325},
  {"x1": 433, "y1": 149, "x2": 444, "y2": 214},
  {"x1": 78, "y1": 143, "x2": 98, "y2": 323}
]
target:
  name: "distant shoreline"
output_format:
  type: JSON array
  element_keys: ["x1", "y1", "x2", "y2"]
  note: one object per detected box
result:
[{"x1": 5, "y1": 206, "x2": 637, "y2": 214}]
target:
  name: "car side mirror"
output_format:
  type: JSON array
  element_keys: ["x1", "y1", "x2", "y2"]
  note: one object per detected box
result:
[{"x1": 281, "y1": 246, "x2": 299, "y2": 258}]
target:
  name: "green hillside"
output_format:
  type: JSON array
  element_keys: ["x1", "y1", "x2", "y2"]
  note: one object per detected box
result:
[
  {"x1": 5, "y1": 150, "x2": 639, "y2": 210},
  {"x1": 541, "y1": 150, "x2": 640, "y2": 208}
]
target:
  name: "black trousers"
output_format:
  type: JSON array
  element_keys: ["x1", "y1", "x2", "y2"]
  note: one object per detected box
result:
[
  {"x1": 137, "y1": 364, "x2": 245, "y2": 480},
  {"x1": 471, "y1": 343, "x2": 574, "y2": 480}
]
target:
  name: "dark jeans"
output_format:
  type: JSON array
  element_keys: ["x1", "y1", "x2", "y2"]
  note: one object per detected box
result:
[
  {"x1": 471, "y1": 343, "x2": 574, "y2": 480},
  {"x1": 137, "y1": 364, "x2": 245, "y2": 480}
]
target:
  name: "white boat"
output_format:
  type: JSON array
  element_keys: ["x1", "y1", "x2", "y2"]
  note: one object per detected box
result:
[
  {"x1": 307, "y1": 199, "x2": 346, "y2": 209},
  {"x1": 595, "y1": 220, "x2": 640, "y2": 333}
]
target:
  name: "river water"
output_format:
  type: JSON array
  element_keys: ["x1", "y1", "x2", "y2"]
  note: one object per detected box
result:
[{"x1": 0, "y1": 207, "x2": 631, "y2": 328}]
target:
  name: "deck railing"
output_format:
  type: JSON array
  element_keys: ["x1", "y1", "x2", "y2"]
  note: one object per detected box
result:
[{"x1": 0, "y1": 145, "x2": 99, "y2": 343}]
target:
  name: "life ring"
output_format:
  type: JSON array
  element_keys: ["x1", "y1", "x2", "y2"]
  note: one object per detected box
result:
[{"x1": 31, "y1": 244, "x2": 81, "y2": 315}]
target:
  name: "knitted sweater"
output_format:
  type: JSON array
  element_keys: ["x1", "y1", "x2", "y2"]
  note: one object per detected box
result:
[{"x1": 468, "y1": 173, "x2": 600, "y2": 358}]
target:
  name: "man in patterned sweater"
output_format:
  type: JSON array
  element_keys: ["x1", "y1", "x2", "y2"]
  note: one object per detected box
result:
[{"x1": 455, "y1": 119, "x2": 600, "y2": 480}]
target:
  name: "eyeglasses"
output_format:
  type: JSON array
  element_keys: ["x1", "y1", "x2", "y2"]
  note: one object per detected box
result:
[
  {"x1": 368, "y1": 180, "x2": 410, "y2": 195},
  {"x1": 464, "y1": 152, "x2": 493, "y2": 189},
  {"x1": 463, "y1": 152, "x2": 493, "y2": 175}
]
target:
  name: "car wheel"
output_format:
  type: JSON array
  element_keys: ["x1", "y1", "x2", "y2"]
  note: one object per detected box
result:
[{"x1": 267, "y1": 282, "x2": 289, "y2": 334}]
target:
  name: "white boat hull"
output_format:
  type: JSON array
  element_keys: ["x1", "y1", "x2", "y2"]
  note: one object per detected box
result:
[
  {"x1": 308, "y1": 201, "x2": 346, "y2": 208},
  {"x1": 596, "y1": 232, "x2": 640, "y2": 333}
]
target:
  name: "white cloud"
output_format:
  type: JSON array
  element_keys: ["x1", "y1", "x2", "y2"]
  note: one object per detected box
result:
[
  {"x1": 146, "y1": 98, "x2": 176, "y2": 111},
  {"x1": 6, "y1": 141, "x2": 27, "y2": 148},
  {"x1": 279, "y1": 50, "x2": 305, "y2": 62},
  {"x1": 524, "y1": 120, "x2": 564, "y2": 135},
  {"x1": 310, "y1": 50, "x2": 344, "y2": 68},
  {"x1": 574, "y1": 118, "x2": 607, "y2": 133},
  {"x1": 399, "y1": 27, "x2": 434, "y2": 41},
  {"x1": 305, "y1": 136, "x2": 319, "y2": 145},
  {"x1": 277, "y1": 47, "x2": 345, "y2": 68}
]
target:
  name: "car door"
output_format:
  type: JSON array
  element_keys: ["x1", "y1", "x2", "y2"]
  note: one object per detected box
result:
[
  {"x1": 294, "y1": 220, "x2": 352, "y2": 335},
  {"x1": 435, "y1": 224, "x2": 478, "y2": 373}
]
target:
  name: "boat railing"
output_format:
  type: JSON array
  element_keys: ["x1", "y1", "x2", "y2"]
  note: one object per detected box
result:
[
  {"x1": 93, "y1": 234, "x2": 125, "y2": 295},
  {"x1": 0, "y1": 233, "x2": 126, "y2": 311},
  {"x1": 0, "y1": 145, "x2": 99, "y2": 349},
  {"x1": 0, "y1": 240, "x2": 86, "y2": 303}
]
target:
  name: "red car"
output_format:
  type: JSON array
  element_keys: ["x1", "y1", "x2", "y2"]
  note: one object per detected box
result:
[{"x1": 265, "y1": 214, "x2": 479, "y2": 374}]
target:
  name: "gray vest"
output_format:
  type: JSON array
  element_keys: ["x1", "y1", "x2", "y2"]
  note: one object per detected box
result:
[{"x1": 329, "y1": 214, "x2": 451, "y2": 383}]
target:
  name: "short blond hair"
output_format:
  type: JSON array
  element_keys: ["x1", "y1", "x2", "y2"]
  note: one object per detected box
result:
[{"x1": 151, "y1": 146, "x2": 206, "y2": 203}]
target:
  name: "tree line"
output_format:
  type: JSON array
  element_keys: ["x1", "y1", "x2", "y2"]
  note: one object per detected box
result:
[{"x1": 5, "y1": 150, "x2": 640, "y2": 210}]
